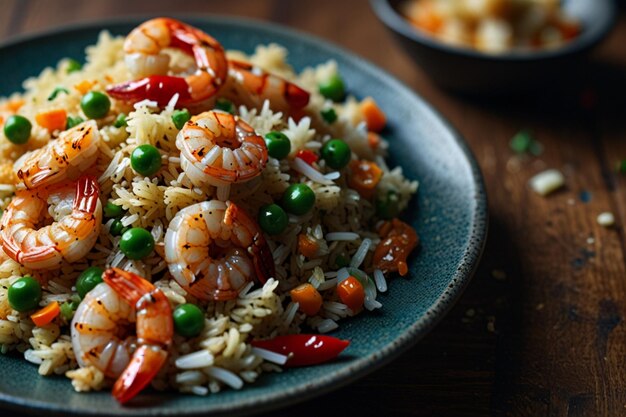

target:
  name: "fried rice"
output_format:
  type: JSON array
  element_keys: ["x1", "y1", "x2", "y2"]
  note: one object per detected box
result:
[{"x1": 0, "y1": 30, "x2": 418, "y2": 396}]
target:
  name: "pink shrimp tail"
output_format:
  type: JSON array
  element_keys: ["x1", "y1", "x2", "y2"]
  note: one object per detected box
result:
[
  {"x1": 112, "y1": 345, "x2": 168, "y2": 404},
  {"x1": 102, "y1": 267, "x2": 155, "y2": 304},
  {"x1": 106, "y1": 76, "x2": 192, "y2": 107}
]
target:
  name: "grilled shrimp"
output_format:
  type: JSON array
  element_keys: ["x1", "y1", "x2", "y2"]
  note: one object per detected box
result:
[
  {"x1": 0, "y1": 175, "x2": 102, "y2": 270},
  {"x1": 164, "y1": 200, "x2": 275, "y2": 301},
  {"x1": 222, "y1": 60, "x2": 310, "y2": 114},
  {"x1": 176, "y1": 110, "x2": 268, "y2": 187},
  {"x1": 71, "y1": 268, "x2": 173, "y2": 404},
  {"x1": 107, "y1": 17, "x2": 228, "y2": 107},
  {"x1": 13, "y1": 120, "x2": 100, "y2": 190}
]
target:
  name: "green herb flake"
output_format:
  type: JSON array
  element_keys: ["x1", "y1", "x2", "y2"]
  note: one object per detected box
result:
[{"x1": 48, "y1": 87, "x2": 69, "y2": 101}]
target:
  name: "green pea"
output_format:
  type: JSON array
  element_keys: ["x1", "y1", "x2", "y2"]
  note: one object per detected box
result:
[
  {"x1": 131, "y1": 144, "x2": 162, "y2": 176},
  {"x1": 319, "y1": 74, "x2": 345, "y2": 102},
  {"x1": 80, "y1": 91, "x2": 111, "y2": 119},
  {"x1": 264, "y1": 131, "x2": 291, "y2": 160},
  {"x1": 172, "y1": 109, "x2": 191, "y2": 129},
  {"x1": 4, "y1": 115, "x2": 32, "y2": 145},
  {"x1": 173, "y1": 303, "x2": 205, "y2": 337},
  {"x1": 321, "y1": 139, "x2": 351, "y2": 170},
  {"x1": 281, "y1": 183, "x2": 315, "y2": 215},
  {"x1": 66, "y1": 59, "x2": 82, "y2": 74},
  {"x1": 215, "y1": 98, "x2": 235, "y2": 114},
  {"x1": 320, "y1": 108, "x2": 337, "y2": 124},
  {"x1": 8, "y1": 276, "x2": 41, "y2": 312},
  {"x1": 76, "y1": 266, "x2": 104, "y2": 299},
  {"x1": 114, "y1": 113, "x2": 127, "y2": 128},
  {"x1": 66, "y1": 116, "x2": 84, "y2": 129},
  {"x1": 376, "y1": 190, "x2": 400, "y2": 220},
  {"x1": 48, "y1": 87, "x2": 69, "y2": 101},
  {"x1": 120, "y1": 227, "x2": 155, "y2": 260},
  {"x1": 109, "y1": 219, "x2": 126, "y2": 236},
  {"x1": 258, "y1": 204, "x2": 288, "y2": 235},
  {"x1": 103, "y1": 202, "x2": 124, "y2": 219}
]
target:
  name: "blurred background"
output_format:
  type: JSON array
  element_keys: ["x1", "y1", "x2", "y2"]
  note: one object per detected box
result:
[{"x1": 2, "y1": 1, "x2": 626, "y2": 416}]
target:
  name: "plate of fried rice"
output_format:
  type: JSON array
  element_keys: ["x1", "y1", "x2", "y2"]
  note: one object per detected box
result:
[{"x1": 0, "y1": 15, "x2": 487, "y2": 416}]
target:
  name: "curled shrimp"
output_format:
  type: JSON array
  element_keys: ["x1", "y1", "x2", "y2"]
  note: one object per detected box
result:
[
  {"x1": 372, "y1": 218, "x2": 419, "y2": 276},
  {"x1": 106, "y1": 17, "x2": 228, "y2": 107},
  {"x1": 222, "y1": 60, "x2": 310, "y2": 114},
  {"x1": 176, "y1": 110, "x2": 268, "y2": 187},
  {"x1": 164, "y1": 200, "x2": 275, "y2": 301},
  {"x1": 13, "y1": 120, "x2": 100, "y2": 190},
  {"x1": 0, "y1": 175, "x2": 102, "y2": 270},
  {"x1": 71, "y1": 268, "x2": 173, "y2": 404}
]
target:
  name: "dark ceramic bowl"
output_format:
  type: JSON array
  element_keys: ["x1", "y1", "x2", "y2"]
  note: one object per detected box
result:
[
  {"x1": 371, "y1": 0, "x2": 617, "y2": 94},
  {"x1": 0, "y1": 15, "x2": 487, "y2": 417}
]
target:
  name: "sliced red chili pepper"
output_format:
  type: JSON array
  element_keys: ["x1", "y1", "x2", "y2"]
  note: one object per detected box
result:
[
  {"x1": 296, "y1": 149, "x2": 319, "y2": 166},
  {"x1": 251, "y1": 334, "x2": 349, "y2": 367}
]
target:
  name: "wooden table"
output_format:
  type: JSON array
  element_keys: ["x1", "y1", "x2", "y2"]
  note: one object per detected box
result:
[{"x1": 2, "y1": 1, "x2": 626, "y2": 415}]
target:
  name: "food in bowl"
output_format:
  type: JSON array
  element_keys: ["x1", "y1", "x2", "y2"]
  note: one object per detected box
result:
[
  {"x1": 400, "y1": 0, "x2": 581, "y2": 53},
  {"x1": 0, "y1": 18, "x2": 418, "y2": 403}
]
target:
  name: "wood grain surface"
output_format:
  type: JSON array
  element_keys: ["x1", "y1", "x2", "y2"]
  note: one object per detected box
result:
[{"x1": 2, "y1": 1, "x2": 626, "y2": 416}]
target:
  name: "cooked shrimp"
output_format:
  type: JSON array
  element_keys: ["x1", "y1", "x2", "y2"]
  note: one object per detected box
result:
[
  {"x1": 176, "y1": 110, "x2": 268, "y2": 187},
  {"x1": 106, "y1": 17, "x2": 228, "y2": 107},
  {"x1": 164, "y1": 200, "x2": 275, "y2": 301},
  {"x1": 13, "y1": 120, "x2": 100, "y2": 190},
  {"x1": 71, "y1": 268, "x2": 173, "y2": 404},
  {"x1": 0, "y1": 175, "x2": 102, "y2": 270},
  {"x1": 222, "y1": 60, "x2": 310, "y2": 113}
]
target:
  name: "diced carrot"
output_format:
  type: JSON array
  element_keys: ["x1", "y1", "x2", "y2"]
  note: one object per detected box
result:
[
  {"x1": 290, "y1": 283, "x2": 323, "y2": 316},
  {"x1": 298, "y1": 234, "x2": 319, "y2": 258},
  {"x1": 74, "y1": 80, "x2": 96, "y2": 94},
  {"x1": 0, "y1": 98, "x2": 25, "y2": 113},
  {"x1": 35, "y1": 109, "x2": 67, "y2": 132},
  {"x1": 337, "y1": 276, "x2": 365, "y2": 312},
  {"x1": 557, "y1": 20, "x2": 581, "y2": 41},
  {"x1": 412, "y1": 2, "x2": 443, "y2": 34},
  {"x1": 367, "y1": 132, "x2": 381, "y2": 150},
  {"x1": 31, "y1": 301, "x2": 61, "y2": 327},
  {"x1": 360, "y1": 97, "x2": 387, "y2": 133},
  {"x1": 348, "y1": 159, "x2": 383, "y2": 199}
]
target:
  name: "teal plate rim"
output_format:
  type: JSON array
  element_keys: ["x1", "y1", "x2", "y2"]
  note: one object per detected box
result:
[{"x1": 0, "y1": 14, "x2": 488, "y2": 417}]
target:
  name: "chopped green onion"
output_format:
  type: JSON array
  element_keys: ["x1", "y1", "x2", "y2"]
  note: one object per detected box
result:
[
  {"x1": 66, "y1": 59, "x2": 82, "y2": 74},
  {"x1": 617, "y1": 160, "x2": 626, "y2": 174},
  {"x1": 509, "y1": 130, "x2": 533, "y2": 154},
  {"x1": 215, "y1": 98, "x2": 235, "y2": 114},
  {"x1": 114, "y1": 113, "x2": 127, "y2": 128},
  {"x1": 48, "y1": 87, "x2": 69, "y2": 101},
  {"x1": 376, "y1": 190, "x2": 400, "y2": 220},
  {"x1": 172, "y1": 109, "x2": 191, "y2": 129},
  {"x1": 321, "y1": 108, "x2": 337, "y2": 124},
  {"x1": 66, "y1": 116, "x2": 84, "y2": 129},
  {"x1": 60, "y1": 302, "x2": 74, "y2": 320}
]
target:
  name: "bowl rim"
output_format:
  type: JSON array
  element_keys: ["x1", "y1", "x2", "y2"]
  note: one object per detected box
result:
[
  {"x1": 0, "y1": 14, "x2": 489, "y2": 417},
  {"x1": 370, "y1": 0, "x2": 617, "y2": 61}
]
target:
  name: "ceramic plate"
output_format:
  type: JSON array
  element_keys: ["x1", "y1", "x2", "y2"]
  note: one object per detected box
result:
[{"x1": 0, "y1": 16, "x2": 487, "y2": 417}]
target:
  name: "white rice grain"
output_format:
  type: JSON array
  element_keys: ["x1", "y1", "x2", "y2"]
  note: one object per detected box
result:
[
  {"x1": 251, "y1": 347, "x2": 289, "y2": 365},
  {"x1": 205, "y1": 366, "x2": 244, "y2": 390},
  {"x1": 291, "y1": 158, "x2": 334, "y2": 185},
  {"x1": 175, "y1": 350, "x2": 215, "y2": 370},
  {"x1": 373, "y1": 269, "x2": 388, "y2": 292},
  {"x1": 350, "y1": 238, "x2": 371, "y2": 268},
  {"x1": 317, "y1": 319, "x2": 339, "y2": 333},
  {"x1": 325, "y1": 232, "x2": 360, "y2": 241}
]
